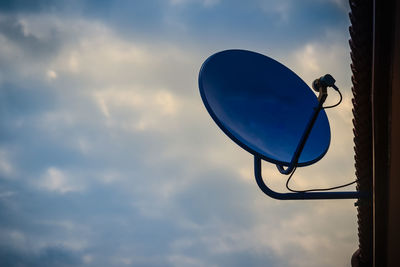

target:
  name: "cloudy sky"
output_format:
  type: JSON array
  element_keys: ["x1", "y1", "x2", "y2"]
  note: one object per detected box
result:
[{"x1": 0, "y1": 1, "x2": 358, "y2": 266}]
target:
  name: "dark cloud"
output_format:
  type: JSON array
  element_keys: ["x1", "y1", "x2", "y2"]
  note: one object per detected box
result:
[
  {"x1": 0, "y1": 83, "x2": 88, "y2": 174},
  {"x1": 0, "y1": 82, "x2": 58, "y2": 120},
  {"x1": 0, "y1": 0, "x2": 57, "y2": 13},
  {"x1": 0, "y1": 0, "x2": 350, "y2": 51},
  {"x1": 0, "y1": 16, "x2": 61, "y2": 57},
  {"x1": 0, "y1": 245, "x2": 82, "y2": 267}
]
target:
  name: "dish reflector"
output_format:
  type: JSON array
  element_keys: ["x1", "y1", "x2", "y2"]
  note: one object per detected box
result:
[{"x1": 199, "y1": 49, "x2": 330, "y2": 167}]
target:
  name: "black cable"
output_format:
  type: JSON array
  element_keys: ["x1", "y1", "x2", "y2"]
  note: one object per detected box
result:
[
  {"x1": 284, "y1": 86, "x2": 357, "y2": 193},
  {"x1": 323, "y1": 89, "x2": 342, "y2": 109},
  {"x1": 285, "y1": 167, "x2": 358, "y2": 193}
]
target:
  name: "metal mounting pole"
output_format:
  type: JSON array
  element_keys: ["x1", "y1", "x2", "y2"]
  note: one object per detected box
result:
[{"x1": 276, "y1": 85, "x2": 328, "y2": 174}]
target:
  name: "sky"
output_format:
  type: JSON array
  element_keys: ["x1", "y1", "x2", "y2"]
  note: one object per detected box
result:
[{"x1": 0, "y1": 1, "x2": 359, "y2": 266}]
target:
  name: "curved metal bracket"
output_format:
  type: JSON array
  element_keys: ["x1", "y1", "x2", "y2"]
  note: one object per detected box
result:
[{"x1": 255, "y1": 155, "x2": 369, "y2": 200}]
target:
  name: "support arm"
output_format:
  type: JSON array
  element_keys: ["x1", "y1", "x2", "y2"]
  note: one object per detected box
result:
[{"x1": 255, "y1": 155, "x2": 369, "y2": 200}]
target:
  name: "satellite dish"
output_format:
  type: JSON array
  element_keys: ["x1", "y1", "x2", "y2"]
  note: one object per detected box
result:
[
  {"x1": 199, "y1": 49, "x2": 330, "y2": 167},
  {"x1": 198, "y1": 49, "x2": 367, "y2": 200}
]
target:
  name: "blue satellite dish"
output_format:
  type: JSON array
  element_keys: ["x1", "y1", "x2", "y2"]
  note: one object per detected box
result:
[
  {"x1": 198, "y1": 49, "x2": 367, "y2": 200},
  {"x1": 199, "y1": 49, "x2": 330, "y2": 167}
]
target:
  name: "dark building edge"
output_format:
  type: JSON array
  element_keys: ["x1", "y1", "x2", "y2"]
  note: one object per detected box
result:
[
  {"x1": 349, "y1": 0, "x2": 373, "y2": 266},
  {"x1": 371, "y1": 0, "x2": 398, "y2": 266},
  {"x1": 350, "y1": 0, "x2": 400, "y2": 266}
]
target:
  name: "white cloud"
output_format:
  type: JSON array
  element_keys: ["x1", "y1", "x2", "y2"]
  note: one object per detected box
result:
[
  {"x1": 294, "y1": 44, "x2": 320, "y2": 73},
  {"x1": 46, "y1": 69, "x2": 57, "y2": 80},
  {"x1": 82, "y1": 254, "x2": 93, "y2": 263},
  {"x1": 169, "y1": 0, "x2": 220, "y2": 7},
  {"x1": 287, "y1": 37, "x2": 351, "y2": 89},
  {"x1": 168, "y1": 254, "x2": 209, "y2": 267},
  {"x1": 0, "y1": 149, "x2": 14, "y2": 177},
  {"x1": 327, "y1": 0, "x2": 348, "y2": 11},
  {"x1": 0, "y1": 191, "x2": 15, "y2": 198},
  {"x1": 37, "y1": 167, "x2": 84, "y2": 193},
  {"x1": 258, "y1": 0, "x2": 292, "y2": 23},
  {"x1": 7, "y1": 230, "x2": 27, "y2": 248},
  {"x1": 93, "y1": 87, "x2": 181, "y2": 132}
]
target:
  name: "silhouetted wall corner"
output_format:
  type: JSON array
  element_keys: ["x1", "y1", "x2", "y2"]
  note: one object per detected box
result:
[{"x1": 350, "y1": 0, "x2": 400, "y2": 266}]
